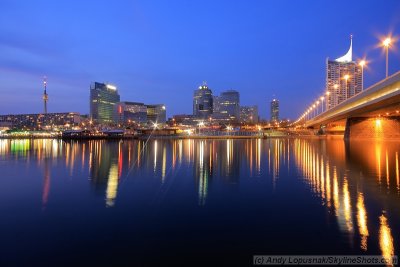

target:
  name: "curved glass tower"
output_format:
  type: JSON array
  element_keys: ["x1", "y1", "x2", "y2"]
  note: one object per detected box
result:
[{"x1": 193, "y1": 84, "x2": 213, "y2": 118}]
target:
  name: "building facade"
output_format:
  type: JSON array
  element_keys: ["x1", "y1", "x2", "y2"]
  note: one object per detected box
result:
[
  {"x1": 146, "y1": 104, "x2": 166, "y2": 124},
  {"x1": 0, "y1": 112, "x2": 81, "y2": 129},
  {"x1": 114, "y1": 102, "x2": 147, "y2": 125},
  {"x1": 193, "y1": 83, "x2": 213, "y2": 118},
  {"x1": 212, "y1": 90, "x2": 240, "y2": 122},
  {"x1": 171, "y1": 114, "x2": 199, "y2": 126},
  {"x1": 240, "y1": 106, "x2": 259, "y2": 123},
  {"x1": 270, "y1": 99, "x2": 279, "y2": 122},
  {"x1": 326, "y1": 37, "x2": 362, "y2": 110},
  {"x1": 90, "y1": 82, "x2": 120, "y2": 124}
]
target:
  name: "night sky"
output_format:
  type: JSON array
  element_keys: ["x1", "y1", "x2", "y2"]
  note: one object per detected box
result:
[{"x1": 1, "y1": 0, "x2": 400, "y2": 120}]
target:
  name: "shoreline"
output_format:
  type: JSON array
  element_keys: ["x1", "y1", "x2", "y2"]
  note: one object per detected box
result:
[{"x1": 3, "y1": 135, "x2": 400, "y2": 141}]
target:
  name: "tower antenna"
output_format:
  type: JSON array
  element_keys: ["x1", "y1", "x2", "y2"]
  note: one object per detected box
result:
[{"x1": 43, "y1": 76, "x2": 48, "y2": 114}]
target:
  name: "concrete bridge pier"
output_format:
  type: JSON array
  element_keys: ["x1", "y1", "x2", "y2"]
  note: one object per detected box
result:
[{"x1": 344, "y1": 116, "x2": 400, "y2": 140}]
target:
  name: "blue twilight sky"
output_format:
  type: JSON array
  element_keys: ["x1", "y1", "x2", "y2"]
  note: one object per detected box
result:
[{"x1": 1, "y1": 0, "x2": 400, "y2": 120}]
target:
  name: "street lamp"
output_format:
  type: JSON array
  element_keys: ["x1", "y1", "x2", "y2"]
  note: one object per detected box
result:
[
  {"x1": 316, "y1": 101, "x2": 320, "y2": 116},
  {"x1": 320, "y1": 96, "x2": 325, "y2": 113},
  {"x1": 383, "y1": 37, "x2": 391, "y2": 78},
  {"x1": 344, "y1": 74, "x2": 350, "y2": 99},
  {"x1": 359, "y1": 60, "x2": 366, "y2": 91},
  {"x1": 325, "y1": 91, "x2": 331, "y2": 111},
  {"x1": 312, "y1": 104, "x2": 316, "y2": 118}
]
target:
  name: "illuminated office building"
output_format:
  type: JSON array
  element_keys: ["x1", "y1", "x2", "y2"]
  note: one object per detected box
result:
[
  {"x1": 90, "y1": 82, "x2": 120, "y2": 123},
  {"x1": 213, "y1": 90, "x2": 240, "y2": 122},
  {"x1": 114, "y1": 102, "x2": 147, "y2": 124},
  {"x1": 326, "y1": 37, "x2": 362, "y2": 109},
  {"x1": 146, "y1": 104, "x2": 166, "y2": 124},
  {"x1": 193, "y1": 83, "x2": 213, "y2": 118},
  {"x1": 240, "y1": 106, "x2": 258, "y2": 123},
  {"x1": 270, "y1": 99, "x2": 279, "y2": 122}
]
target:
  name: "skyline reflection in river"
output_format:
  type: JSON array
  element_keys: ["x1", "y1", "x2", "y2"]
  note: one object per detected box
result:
[{"x1": 0, "y1": 138, "x2": 398, "y2": 266}]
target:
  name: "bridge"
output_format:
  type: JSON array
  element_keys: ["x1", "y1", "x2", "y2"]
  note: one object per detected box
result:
[{"x1": 297, "y1": 70, "x2": 400, "y2": 139}]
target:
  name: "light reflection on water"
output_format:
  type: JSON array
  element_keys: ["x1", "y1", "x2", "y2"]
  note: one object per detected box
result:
[
  {"x1": 0, "y1": 138, "x2": 399, "y2": 265},
  {"x1": 293, "y1": 138, "x2": 397, "y2": 261}
]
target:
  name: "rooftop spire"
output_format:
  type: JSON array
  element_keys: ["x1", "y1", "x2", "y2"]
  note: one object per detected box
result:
[{"x1": 335, "y1": 35, "x2": 352, "y2": 63}]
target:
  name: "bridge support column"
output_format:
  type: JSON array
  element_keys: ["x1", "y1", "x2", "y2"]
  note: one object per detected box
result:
[{"x1": 344, "y1": 116, "x2": 400, "y2": 140}]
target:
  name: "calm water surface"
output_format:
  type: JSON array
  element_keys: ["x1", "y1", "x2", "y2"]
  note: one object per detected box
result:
[{"x1": 0, "y1": 138, "x2": 398, "y2": 266}]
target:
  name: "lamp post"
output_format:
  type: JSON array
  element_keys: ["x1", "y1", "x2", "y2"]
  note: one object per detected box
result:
[
  {"x1": 316, "y1": 101, "x2": 320, "y2": 116},
  {"x1": 320, "y1": 96, "x2": 325, "y2": 113},
  {"x1": 312, "y1": 104, "x2": 316, "y2": 118},
  {"x1": 326, "y1": 91, "x2": 331, "y2": 111},
  {"x1": 344, "y1": 74, "x2": 350, "y2": 99},
  {"x1": 383, "y1": 38, "x2": 391, "y2": 78},
  {"x1": 359, "y1": 60, "x2": 366, "y2": 91}
]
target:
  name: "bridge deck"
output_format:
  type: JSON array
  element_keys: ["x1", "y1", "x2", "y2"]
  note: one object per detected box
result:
[{"x1": 305, "y1": 70, "x2": 400, "y2": 127}]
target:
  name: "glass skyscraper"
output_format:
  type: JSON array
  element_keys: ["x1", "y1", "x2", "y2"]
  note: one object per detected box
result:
[
  {"x1": 193, "y1": 83, "x2": 213, "y2": 118},
  {"x1": 213, "y1": 90, "x2": 240, "y2": 122},
  {"x1": 270, "y1": 99, "x2": 279, "y2": 122},
  {"x1": 90, "y1": 82, "x2": 120, "y2": 124},
  {"x1": 326, "y1": 37, "x2": 362, "y2": 110}
]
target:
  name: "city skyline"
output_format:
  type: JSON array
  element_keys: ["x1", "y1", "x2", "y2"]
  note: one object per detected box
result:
[{"x1": 1, "y1": 1, "x2": 400, "y2": 119}]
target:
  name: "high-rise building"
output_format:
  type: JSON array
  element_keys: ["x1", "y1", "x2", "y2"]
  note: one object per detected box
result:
[
  {"x1": 114, "y1": 102, "x2": 147, "y2": 124},
  {"x1": 90, "y1": 82, "x2": 120, "y2": 124},
  {"x1": 270, "y1": 99, "x2": 279, "y2": 122},
  {"x1": 146, "y1": 104, "x2": 166, "y2": 124},
  {"x1": 326, "y1": 37, "x2": 362, "y2": 110},
  {"x1": 240, "y1": 106, "x2": 258, "y2": 123},
  {"x1": 213, "y1": 90, "x2": 240, "y2": 122},
  {"x1": 193, "y1": 83, "x2": 213, "y2": 118}
]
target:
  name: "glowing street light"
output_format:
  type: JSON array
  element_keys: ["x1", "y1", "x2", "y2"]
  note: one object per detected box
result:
[
  {"x1": 343, "y1": 74, "x2": 350, "y2": 99},
  {"x1": 359, "y1": 60, "x2": 366, "y2": 90},
  {"x1": 312, "y1": 104, "x2": 316, "y2": 118},
  {"x1": 320, "y1": 96, "x2": 325, "y2": 113},
  {"x1": 383, "y1": 37, "x2": 391, "y2": 78}
]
